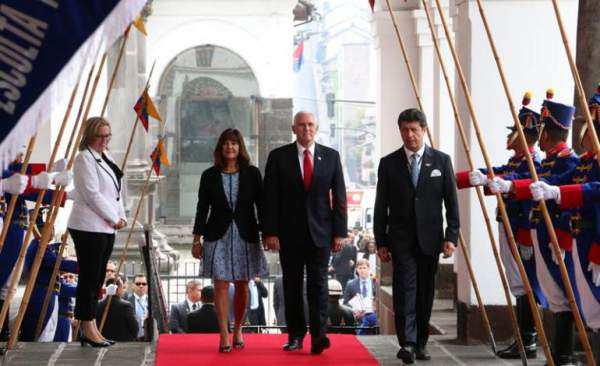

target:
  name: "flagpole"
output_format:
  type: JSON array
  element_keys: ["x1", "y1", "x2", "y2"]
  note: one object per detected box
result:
[
  {"x1": 382, "y1": 0, "x2": 499, "y2": 354},
  {"x1": 6, "y1": 51, "x2": 108, "y2": 350},
  {"x1": 101, "y1": 26, "x2": 132, "y2": 118},
  {"x1": 121, "y1": 61, "x2": 157, "y2": 172},
  {"x1": 99, "y1": 141, "x2": 161, "y2": 332},
  {"x1": 431, "y1": 0, "x2": 592, "y2": 364}
]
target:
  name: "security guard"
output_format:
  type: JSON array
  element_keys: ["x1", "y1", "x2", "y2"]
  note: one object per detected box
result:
[
  {"x1": 456, "y1": 92, "x2": 546, "y2": 359},
  {"x1": 493, "y1": 97, "x2": 579, "y2": 366}
]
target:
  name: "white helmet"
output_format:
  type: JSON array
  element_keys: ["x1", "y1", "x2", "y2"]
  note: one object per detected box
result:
[{"x1": 328, "y1": 279, "x2": 343, "y2": 296}]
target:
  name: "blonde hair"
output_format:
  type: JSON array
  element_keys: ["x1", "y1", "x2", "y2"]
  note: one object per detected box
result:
[
  {"x1": 356, "y1": 258, "x2": 370, "y2": 268},
  {"x1": 79, "y1": 117, "x2": 111, "y2": 151}
]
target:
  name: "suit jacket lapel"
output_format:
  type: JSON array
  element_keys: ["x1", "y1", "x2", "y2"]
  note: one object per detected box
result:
[
  {"x1": 395, "y1": 148, "x2": 414, "y2": 190},
  {"x1": 416, "y1": 146, "x2": 434, "y2": 190},
  {"x1": 310, "y1": 144, "x2": 321, "y2": 191},
  {"x1": 288, "y1": 143, "x2": 304, "y2": 190}
]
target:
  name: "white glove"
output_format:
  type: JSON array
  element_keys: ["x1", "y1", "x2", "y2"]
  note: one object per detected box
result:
[
  {"x1": 519, "y1": 244, "x2": 534, "y2": 261},
  {"x1": 52, "y1": 158, "x2": 68, "y2": 172},
  {"x1": 530, "y1": 181, "x2": 561, "y2": 202},
  {"x1": 53, "y1": 170, "x2": 73, "y2": 187},
  {"x1": 488, "y1": 177, "x2": 512, "y2": 194},
  {"x1": 3, "y1": 174, "x2": 28, "y2": 195},
  {"x1": 105, "y1": 284, "x2": 118, "y2": 296},
  {"x1": 588, "y1": 262, "x2": 600, "y2": 287},
  {"x1": 31, "y1": 172, "x2": 57, "y2": 189},
  {"x1": 551, "y1": 248, "x2": 565, "y2": 265},
  {"x1": 469, "y1": 170, "x2": 488, "y2": 186}
]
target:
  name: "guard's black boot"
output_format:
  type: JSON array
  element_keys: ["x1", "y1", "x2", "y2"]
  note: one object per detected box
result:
[
  {"x1": 591, "y1": 329, "x2": 600, "y2": 365},
  {"x1": 498, "y1": 296, "x2": 537, "y2": 359},
  {"x1": 548, "y1": 312, "x2": 575, "y2": 366}
]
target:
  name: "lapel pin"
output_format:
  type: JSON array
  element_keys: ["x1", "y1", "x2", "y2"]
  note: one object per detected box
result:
[
  {"x1": 425, "y1": 163, "x2": 431, "y2": 167},
  {"x1": 318, "y1": 156, "x2": 322, "y2": 161}
]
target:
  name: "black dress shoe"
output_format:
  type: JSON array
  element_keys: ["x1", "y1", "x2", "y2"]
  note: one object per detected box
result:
[
  {"x1": 310, "y1": 336, "x2": 331, "y2": 355},
  {"x1": 397, "y1": 345, "x2": 416, "y2": 364},
  {"x1": 416, "y1": 346, "x2": 431, "y2": 361},
  {"x1": 283, "y1": 338, "x2": 303, "y2": 351},
  {"x1": 497, "y1": 340, "x2": 537, "y2": 359}
]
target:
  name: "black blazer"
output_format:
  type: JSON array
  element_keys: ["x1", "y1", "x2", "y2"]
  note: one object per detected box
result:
[
  {"x1": 193, "y1": 165, "x2": 263, "y2": 243},
  {"x1": 263, "y1": 143, "x2": 347, "y2": 248},
  {"x1": 186, "y1": 304, "x2": 219, "y2": 333},
  {"x1": 96, "y1": 296, "x2": 138, "y2": 342},
  {"x1": 374, "y1": 146, "x2": 459, "y2": 256},
  {"x1": 168, "y1": 301, "x2": 191, "y2": 333}
]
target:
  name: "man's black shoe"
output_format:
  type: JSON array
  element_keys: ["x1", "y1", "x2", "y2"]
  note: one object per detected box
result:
[
  {"x1": 397, "y1": 345, "x2": 416, "y2": 364},
  {"x1": 282, "y1": 338, "x2": 303, "y2": 351},
  {"x1": 310, "y1": 336, "x2": 331, "y2": 354},
  {"x1": 497, "y1": 340, "x2": 537, "y2": 359},
  {"x1": 416, "y1": 346, "x2": 431, "y2": 361}
]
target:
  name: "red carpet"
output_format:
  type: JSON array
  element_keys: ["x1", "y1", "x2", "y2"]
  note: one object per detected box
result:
[{"x1": 155, "y1": 334, "x2": 379, "y2": 366}]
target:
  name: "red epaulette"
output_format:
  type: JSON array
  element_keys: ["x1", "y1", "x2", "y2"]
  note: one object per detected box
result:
[{"x1": 557, "y1": 148, "x2": 573, "y2": 158}]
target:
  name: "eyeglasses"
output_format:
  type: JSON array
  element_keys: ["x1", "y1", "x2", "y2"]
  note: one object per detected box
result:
[
  {"x1": 135, "y1": 282, "x2": 147, "y2": 286},
  {"x1": 95, "y1": 133, "x2": 112, "y2": 139}
]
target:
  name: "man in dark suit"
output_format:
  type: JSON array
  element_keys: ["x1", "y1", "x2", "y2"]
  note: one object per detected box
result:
[
  {"x1": 331, "y1": 237, "x2": 357, "y2": 292},
  {"x1": 97, "y1": 277, "x2": 138, "y2": 342},
  {"x1": 374, "y1": 108, "x2": 459, "y2": 364},
  {"x1": 187, "y1": 286, "x2": 219, "y2": 333},
  {"x1": 263, "y1": 111, "x2": 347, "y2": 354},
  {"x1": 247, "y1": 277, "x2": 268, "y2": 328},
  {"x1": 169, "y1": 280, "x2": 202, "y2": 333}
]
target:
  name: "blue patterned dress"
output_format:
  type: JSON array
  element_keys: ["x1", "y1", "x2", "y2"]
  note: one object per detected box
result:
[{"x1": 200, "y1": 172, "x2": 268, "y2": 281}]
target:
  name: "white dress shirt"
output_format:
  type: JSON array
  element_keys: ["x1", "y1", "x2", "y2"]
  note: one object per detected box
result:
[
  {"x1": 67, "y1": 148, "x2": 126, "y2": 234},
  {"x1": 296, "y1": 141, "x2": 315, "y2": 179},
  {"x1": 403, "y1": 144, "x2": 426, "y2": 171},
  {"x1": 134, "y1": 293, "x2": 148, "y2": 338}
]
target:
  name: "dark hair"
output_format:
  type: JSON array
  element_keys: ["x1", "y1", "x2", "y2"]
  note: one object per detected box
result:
[
  {"x1": 397, "y1": 108, "x2": 427, "y2": 128},
  {"x1": 133, "y1": 273, "x2": 146, "y2": 281},
  {"x1": 105, "y1": 277, "x2": 123, "y2": 288},
  {"x1": 524, "y1": 131, "x2": 539, "y2": 145},
  {"x1": 542, "y1": 126, "x2": 568, "y2": 143},
  {"x1": 201, "y1": 285, "x2": 215, "y2": 303},
  {"x1": 213, "y1": 129, "x2": 250, "y2": 171}
]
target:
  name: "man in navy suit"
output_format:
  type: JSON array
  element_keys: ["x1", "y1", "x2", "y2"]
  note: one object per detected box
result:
[
  {"x1": 374, "y1": 109, "x2": 459, "y2": 363},
  {"x1": 264, "y1": 111, "x2": 347, "y2": 354}
]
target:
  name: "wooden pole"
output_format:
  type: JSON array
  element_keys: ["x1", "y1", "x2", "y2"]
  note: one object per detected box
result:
[
  {"x1": 121, "y1": 60, "x2": 157, "y2": 171},
  {"x1": 100, "y1": 26, "x2": 131, "y2": 118},
  {"x1": 64, "y1": 63, "x2": 96, "y2": 158},
  {"x1": 432, "y1": 0, "x2": 593, "y2": 364},
  {"x1": 6, "y1": 52, "x2": 108, "y2": 350},
  {"x1": 99, "y1": 152, "x2": 157, "y2": 332},
  {"x1": 0, "y1": 135, "x2": 36, "y2": 253},
  {"x1": 382, "y1": 0, "x2": 498, "y2": 354}
]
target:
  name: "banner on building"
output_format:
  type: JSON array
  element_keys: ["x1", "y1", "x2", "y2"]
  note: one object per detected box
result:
[{"x1": 0, "y1": 0, "x2": 146, "y2": 167}]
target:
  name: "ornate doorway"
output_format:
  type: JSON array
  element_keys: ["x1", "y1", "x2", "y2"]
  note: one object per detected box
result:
[{"x1": 157, "y1": 45, "x2": 260, "y2": 222}]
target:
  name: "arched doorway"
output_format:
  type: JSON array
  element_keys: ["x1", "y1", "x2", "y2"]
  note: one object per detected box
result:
[{"x1": 156, "y1": 45, "x2": 260, "y2": 222}]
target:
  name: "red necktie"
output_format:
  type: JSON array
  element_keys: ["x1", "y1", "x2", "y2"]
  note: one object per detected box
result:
[{"x1": 303, "y1": 149, "x2": 313, "y2": 191}]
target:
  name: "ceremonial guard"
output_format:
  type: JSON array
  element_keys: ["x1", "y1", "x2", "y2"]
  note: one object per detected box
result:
[
  {"x1": 54, "y1": 273, "x2": 77, "y2": 342},
  {"x1": 20, "y1": 210, "x2": 78, "y2": 342},
  {"x1": 493, "y1": 97, "x2": 579, "y2": 366},
  {"x1": 527, "y1": 87, "x2": 600, "y2": 363},
  {"x1": 456, "y1": 92, "x2": 546, "y2": 359},
  {"x1": 0, "y1": 155, "x2": 70, "y2": 340}
]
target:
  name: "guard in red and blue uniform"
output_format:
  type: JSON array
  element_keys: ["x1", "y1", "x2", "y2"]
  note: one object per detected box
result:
[
  {"x1": 456, "y1": 92, "x2": 546, "y2": 359},
  {"x1": 53, "y1": 274, "x2": 77, "y2": 342},
  {"x1": 493, "y1": 98, "x2": 579, "y2": 366},
  {"x1": 19, "y1": 213, "x2": 78, "y2": 342},
  {"x1": 527, "y1": 87, "x2": 600, "y2": 363},
  {"x1": 0, "y1": 162, "x2": 55, "y2": 341}
]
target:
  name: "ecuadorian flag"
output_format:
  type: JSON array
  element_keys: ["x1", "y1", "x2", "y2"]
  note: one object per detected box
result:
[
  {"x1": 134, "y1": 90, "x2": 162, "y2": 131},
  {"x1": 150, "y1": 139, "x2": 170, "y2": 175}
]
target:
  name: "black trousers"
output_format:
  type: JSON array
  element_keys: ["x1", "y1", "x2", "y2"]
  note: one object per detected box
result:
[
  {"x1": 70, "y1": 229, "x2": 115, "y2": 321},
  {"x1": 391, "y1": 245, "x2": 438, "y2": 347},
  {"x1": 279, "y1": 235, "x2": 329, "y2": 341}
]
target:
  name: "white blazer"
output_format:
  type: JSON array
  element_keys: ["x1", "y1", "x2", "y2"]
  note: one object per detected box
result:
[{"x1": 67, "y1": 148, "x2": 125, "y2": 234}]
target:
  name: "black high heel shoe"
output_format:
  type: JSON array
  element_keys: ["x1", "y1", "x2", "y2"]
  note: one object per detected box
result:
[
  {"x1": 233, "y1": 340, "x2": 245, "y2": 349},
  {"x1": 80, "y1": 335, "x2": 110, "y2": 348},
  {"x1": 219, "y1": 345, "x2": 232, "y2": 353},
  {"x1": 104, "y1": 339, "x2": 116, "y2": 345}
]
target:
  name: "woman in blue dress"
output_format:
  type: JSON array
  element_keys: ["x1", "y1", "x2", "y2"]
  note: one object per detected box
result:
[{"x1": 192, "y1": 129, "x2": 268, "y2": 352}]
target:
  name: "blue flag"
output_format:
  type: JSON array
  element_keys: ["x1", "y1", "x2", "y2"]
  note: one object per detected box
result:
[{"x1": 0, "y1": 0, "x2": 146, "y2": 167}]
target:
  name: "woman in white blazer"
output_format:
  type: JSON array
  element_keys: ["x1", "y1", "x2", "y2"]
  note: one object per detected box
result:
[{"x1": 68, "y1": 117, "x2": 127, "y2": 347}]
